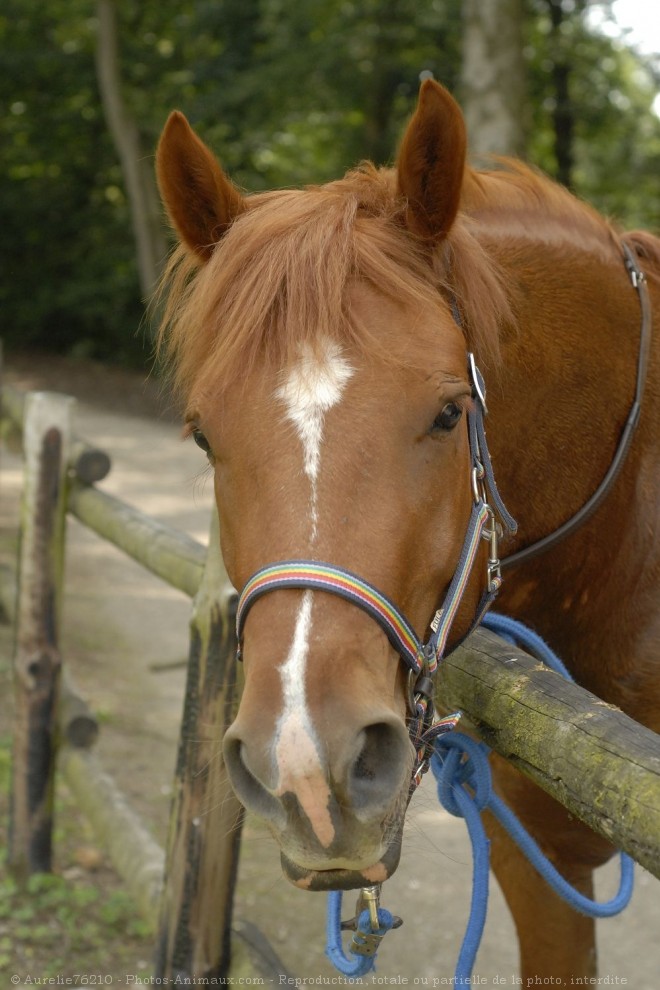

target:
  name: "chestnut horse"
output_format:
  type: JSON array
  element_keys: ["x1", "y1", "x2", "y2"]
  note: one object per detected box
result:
[{"x1": 155, "y1": 81, "x2": 659, "y2": 984}]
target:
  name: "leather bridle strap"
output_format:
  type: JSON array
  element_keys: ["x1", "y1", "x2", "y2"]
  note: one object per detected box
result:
[{"x1": 501, "y1": 242, "x2": 652, "y2": 570}]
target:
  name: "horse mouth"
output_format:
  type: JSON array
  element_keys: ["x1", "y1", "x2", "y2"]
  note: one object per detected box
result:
[{"x1": 280, "y1": 833, "x2": 403, "y2": 891}]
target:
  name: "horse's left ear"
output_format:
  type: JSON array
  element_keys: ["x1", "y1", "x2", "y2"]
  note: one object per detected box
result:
[
  {"x1": 397, "y1": 80, "x2": 467, "y2": 243},
  {"x1": 156, "y1": 110, "x2": 246, "y2": 262}
]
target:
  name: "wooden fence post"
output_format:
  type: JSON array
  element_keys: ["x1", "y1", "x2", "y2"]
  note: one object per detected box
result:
[
  {"x1": 9, "y1": 391, "x2": 74, "y2": 876},
  {"x1": 155, "y1": 510, "x2": 245, "y2": 979}
]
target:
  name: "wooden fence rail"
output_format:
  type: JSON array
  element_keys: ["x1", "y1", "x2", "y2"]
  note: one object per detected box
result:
[
  {"x1": 2, "y1": 381, "x2": 660, "y2": 982},
  {"x1": 1, "y1": 385, "x2": 285, "y2": 982},
  {"x1": 67, "y1": 480, "x2": 205, "y2": 597},
  {"x1": 2, "y1": 383, "x2": 111, "y2": 485},
  {"x1": 440, "y1": 628, "x2": 660, "y2": 880},
  {"x1": 58, "y1": 743, "x2": 166, "y2": 922}
]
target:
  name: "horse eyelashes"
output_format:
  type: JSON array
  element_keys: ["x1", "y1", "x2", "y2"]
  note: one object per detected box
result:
[{"x1": 431, "y1": 401, "x2": 463, "y2": 433}]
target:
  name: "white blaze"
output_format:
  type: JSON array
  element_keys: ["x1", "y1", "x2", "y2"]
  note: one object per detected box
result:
[
  {"x1": 277, "y1": 590, "x2": 314, "y2": 732},
  {"x1": 275, "y1": 591, "x2": 335, "y2": 846},
  {"x1": 276, "y1": 339, "x2": 354, "y2": 536},
  {"x1": 273, "y1": 341, "x2": 354, "y2": 845}
]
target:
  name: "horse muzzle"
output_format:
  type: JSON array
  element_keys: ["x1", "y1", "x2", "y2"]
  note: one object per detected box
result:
[
  {"x1": 222, "y1": 707, "x2": 413, "y2": 885},
  {"x1": 280, "y1": 833, "x2": 404, "y2": 891}
]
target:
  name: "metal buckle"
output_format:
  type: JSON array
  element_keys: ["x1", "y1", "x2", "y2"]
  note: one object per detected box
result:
[
  {"x1": 468, "y1": 353, "x2": 488, "y2": 414},
  {"x1": 482, "y1": 504, "x2": 503, "y2": 592},
  {"x1": 349, "y1": 929, "x2": 384, "y2": 956},
  {"x1": 406, "y1": 649, "x2": 437, "y2": 714},
  {"x1": 359, "y1": 885, "x2": 381, "y2": 930},
  {"x1": 472, "y1": 462, "x2": 486, "y2": 505}
]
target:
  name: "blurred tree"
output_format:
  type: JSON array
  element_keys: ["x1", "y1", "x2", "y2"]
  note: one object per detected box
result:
[
  {"x1": 173, "y1": 0, "x2": 463, "y2": 186},
  {"x1": 540, "y1": 0, "x2": 582, "y2": 187},
  {"x1": 0, "y1": 0, "x2": 146, "y2": 362},
  {"x1": 461, "y1": 0, "x2": 527, "y2": 157},
  {"x1": 95, "y1": 0, "x2": 167, "y2": 299},
  {"x1": 0, "y1": 0, "x2": 658, "y2": 363},
  {"x1": 525, "y1": 0, "x2": 660, "y2": 227}
]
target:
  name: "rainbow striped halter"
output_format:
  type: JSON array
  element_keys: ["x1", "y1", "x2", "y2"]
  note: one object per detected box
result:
[{"x1": 235, "y1": 355, "x2": 516, "y2": 792}]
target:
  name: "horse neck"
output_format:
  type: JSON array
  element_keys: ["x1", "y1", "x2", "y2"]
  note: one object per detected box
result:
[{"x1": 483, "y1": 229, "x2": 656, "y2": 591}]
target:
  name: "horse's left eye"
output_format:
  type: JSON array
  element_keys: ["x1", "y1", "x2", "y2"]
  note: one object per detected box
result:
[
  {"x1": 431, "y1": 402, "x2": 463, "y2": 433},
  {"x1": 192, "y1": 429, "x2": 212, "y2": 454}
]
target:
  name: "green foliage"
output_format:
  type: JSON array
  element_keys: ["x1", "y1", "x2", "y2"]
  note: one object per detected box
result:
[
  {"x1": 0, "y1": 729, "x2": 152, "y2": 979},
  {"x1": 0, "y1": 855, "x2": 152, "y2": 977},
  {"x1": 1, "y1": 0, "x2": 658, "y2": 363},
  {"x1": 0, "y1": 2, "x2": 146, "y2": 363},
  {"x1": 125, "y1": 0, "x2": 463, "y2": 187},
  {"x1": 525, "y1": 0, "x2": 660, "y2": 229}
]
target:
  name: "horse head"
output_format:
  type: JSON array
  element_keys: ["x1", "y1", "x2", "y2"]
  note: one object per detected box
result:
[{"x1": 156, "y1": 82, "x2": 507, "y2": 891}]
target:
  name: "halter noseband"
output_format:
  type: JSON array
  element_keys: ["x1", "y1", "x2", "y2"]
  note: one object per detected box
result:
[{"x1": 235, "y1": 356, "x2": 517, "y2": 792}]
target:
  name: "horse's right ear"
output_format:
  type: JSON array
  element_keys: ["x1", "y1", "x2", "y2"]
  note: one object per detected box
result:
[
  {"x1": 396, "y1": 80, "x2": 466, "y2": 243},
  {"x1": 156, "y1": 111, "x2": 246, "y2": 262}
]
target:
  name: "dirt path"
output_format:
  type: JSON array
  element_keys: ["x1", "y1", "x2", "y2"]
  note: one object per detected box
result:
[{"x1": 2, "y1": 355, "x2": 658, "y2": 985}]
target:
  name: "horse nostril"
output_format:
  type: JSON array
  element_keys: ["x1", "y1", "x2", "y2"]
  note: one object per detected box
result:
[
  {"x1": 349, "y1": 719, "x2": 412, "y2": 816},
  {"x1": 222, "y1": 732, "x2": 286, "y2": 829}
]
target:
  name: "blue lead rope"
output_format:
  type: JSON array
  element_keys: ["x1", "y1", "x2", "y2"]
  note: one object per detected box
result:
[
  {"x1": 326, "y1": 896, "x2": 396, "y2": 977},
  {"x1": 325, "y1": 615, "x2": 635, "y2": 978}
]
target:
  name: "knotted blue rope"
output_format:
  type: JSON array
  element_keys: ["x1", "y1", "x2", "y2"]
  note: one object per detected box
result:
[
  {"x1": 325, "y1": 614, "x2": 635, "y2": 979},
  {"x1": 429, "y1": 613, "x2": 634, "y2": 980}
]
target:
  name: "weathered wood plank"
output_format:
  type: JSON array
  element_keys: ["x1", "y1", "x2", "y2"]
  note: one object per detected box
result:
[
  {"x1": 9, "y1": 391, "x2": 73, "y2": 876},
  {"x1": 57, "y1": 677, "x2": 99, "y2": 748},
  {"x1": 155, "y1": 511, "x2": 246, "y2": 980},
  {"x1": 58, "y1": 744, "x2": 165, "y2": 924},
  {"x1": 440, "y1": 626, "x2": 660, "y2": 879},
  {"x1": 1, "y1": 554, "x2": 99, "y2": 750},
  {"x1": 2, "y1": 383, "x2": 111, "y2": 484},
  {"x1": 67, "y1": 480, "x2": 205, "y2": 597}
]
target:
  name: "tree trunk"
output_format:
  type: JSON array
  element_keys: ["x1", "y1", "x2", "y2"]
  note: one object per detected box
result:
[
  {"x1": 460, "y1": 0, "x2": 527, "y2": 157},
  {"x1": 546, "y1": 0, "x2": 575, "y2": 188},
  {"x1": 361, "y1": 1, "x2": 408, "y2": 164},
  {"x1": 95, "y1": 0, "x2": 168, "y2": 301}
]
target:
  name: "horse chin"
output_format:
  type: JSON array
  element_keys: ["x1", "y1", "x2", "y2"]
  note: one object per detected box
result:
[{"x1": 280, "y1": 832, "x2": 403, "y2": 891}]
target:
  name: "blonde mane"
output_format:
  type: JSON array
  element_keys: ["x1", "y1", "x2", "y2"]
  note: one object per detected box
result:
[{"x1": 157, "y1": 158, "x2": 623, "y2": 403}]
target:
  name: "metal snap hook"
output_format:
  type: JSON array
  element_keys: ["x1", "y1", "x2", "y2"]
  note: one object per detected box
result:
[{"x1": 481, "y1": 504, "x2": 503, "y2": 592}]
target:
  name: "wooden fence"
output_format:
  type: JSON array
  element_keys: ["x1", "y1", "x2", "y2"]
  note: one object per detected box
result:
[
  {"x1": 2, "y1": 383, "x2": 660, "y2": 981},
  {"x1": 1, "y1": 385, "x2": 286, "y2": 980}
]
